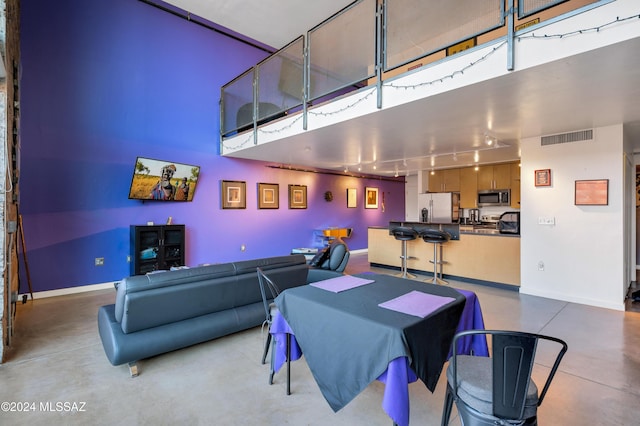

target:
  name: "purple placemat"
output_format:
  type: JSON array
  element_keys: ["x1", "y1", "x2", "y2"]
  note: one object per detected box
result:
[
  {"x1": 310, "y1": 275, "x2": 375, "y2": 293},
  {"x1": 378, "y1": 290, "x2": 456, "y2": 318}
]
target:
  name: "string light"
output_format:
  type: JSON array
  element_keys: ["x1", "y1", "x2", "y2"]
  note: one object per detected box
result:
[
  {"x1": 517, "y1": 14, "x2": 640, "y2": 41},
  {"x1": 308, "y1": 88, "x2": 376, "y2": 117},
  {"x1": 386, "y1": 41, "x2": 507, "y2": 91},
  {"x1": 257, "y1": 114, "x2": 304, "y2": 134}
]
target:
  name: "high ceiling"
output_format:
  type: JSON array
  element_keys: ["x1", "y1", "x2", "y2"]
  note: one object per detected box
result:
[
  {"x1": 162, "y1": 0, "x2": 640, "y2": 177},
  {"x1": 162, "y1": 0, "x2": 354, "y2": 49}
]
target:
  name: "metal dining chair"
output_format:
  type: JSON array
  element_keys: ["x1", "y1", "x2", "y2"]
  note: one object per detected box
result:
[
  {"x1": 257, "y1": 267, "x2": 292, "y2": 395},
  {"x1": 442, "y1": 329, "x2": 567, "y2": 426}
]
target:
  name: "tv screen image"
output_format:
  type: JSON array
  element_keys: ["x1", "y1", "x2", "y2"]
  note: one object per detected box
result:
[{"x1": 128, "y1": 157, "x2": 200, "y2": 201}]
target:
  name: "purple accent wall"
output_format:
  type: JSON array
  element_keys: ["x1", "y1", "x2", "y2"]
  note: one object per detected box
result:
[{"x1": 19, "y1": 0, "x2": 405, "y2": 292}]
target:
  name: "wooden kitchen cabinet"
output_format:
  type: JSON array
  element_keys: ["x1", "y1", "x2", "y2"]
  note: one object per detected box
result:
[
  {"x1": 459, "y1": 166, "x2": 478, "y2": 208},
  {"x1": 428, "y1": 168, "x2": 460, "y2": 192},
  {"x1": 510, "y1": 162, "x2": 521, "y2": 208},
  {"x1": 477, "y1": 163, "x2": 511, "y2": 190}
]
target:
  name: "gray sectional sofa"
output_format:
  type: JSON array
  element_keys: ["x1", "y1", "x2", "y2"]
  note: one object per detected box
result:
[{"x1": 98, "y1": 254, "x2": 336, "y2": 376}]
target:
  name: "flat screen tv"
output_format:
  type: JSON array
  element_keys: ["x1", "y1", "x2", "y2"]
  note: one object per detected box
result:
[{"x1": 128, "y1": 157, "x2": 200, "y2": 201}]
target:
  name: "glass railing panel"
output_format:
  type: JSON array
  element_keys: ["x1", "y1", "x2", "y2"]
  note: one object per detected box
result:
[
  {"x1": 519, "y1": 0, "x2": 567, "y2": 18},
  {"x1": 516, "y1": 0, "x2": 601, "y2": 25},
  {"x1": 221, "y1": 68, "x2": 255, "y2": 136},
  {"x1": 256, "y1": 36, "x2": 304, "y2": 122},
  {"x1": 307, "y1": 0, "x2": 377, "y2": 102},
  {"x1": 384, "y1": 0, "x2": 503, "y2": 71}
]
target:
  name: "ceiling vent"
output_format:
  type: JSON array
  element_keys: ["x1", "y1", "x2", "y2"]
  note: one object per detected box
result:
[{"x1": 541, "y1": 129, "x2": 593, "y2": 146}]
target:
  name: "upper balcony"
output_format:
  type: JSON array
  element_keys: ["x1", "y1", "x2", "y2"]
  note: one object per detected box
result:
[{"x1": 220, "y1": 0, "x2": 640, "y2": 177}]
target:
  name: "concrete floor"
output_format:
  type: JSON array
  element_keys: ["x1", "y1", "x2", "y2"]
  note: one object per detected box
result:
[{"x1": 1, "y1": 252, "x2": 640, "y2": 425}]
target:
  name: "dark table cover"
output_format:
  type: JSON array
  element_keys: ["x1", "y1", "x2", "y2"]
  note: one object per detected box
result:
[{"x1": 275, "y1": 273, "x2": 465, "y2": 412}]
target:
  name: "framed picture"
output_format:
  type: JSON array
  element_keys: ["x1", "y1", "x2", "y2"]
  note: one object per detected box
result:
[
  {"x1": 535, "y1": 169, "x2": 551, "y2": 187},
  {"x1": 347, "y1": 188, "x2": 357, "y2": 208},
  {"x1": 258, "y1": 183, "x2": 279, "y2": 209},
  {"x1": 365, "y1": 187, "x2": 379, "y2": 209},
  {"x1": 221, "y1": 180, "x2": 246, "y2": 209},
  {"x1": 288, "y1": 184, "x2": 307, "y2": 209},
  {"x1": 575, "y1": 179, "x2": 609, "y2": 206}
]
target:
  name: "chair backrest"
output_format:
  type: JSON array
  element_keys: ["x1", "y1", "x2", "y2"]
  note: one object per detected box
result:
[
  {"x1": 390, "y1": 226, "x2": 418, "y2": 241},
  {"x1": 420, "y1": 229, "x2": 451, "y2": 243},
  {"x1": 450, "y1": 329, "x2": 568, "y2": 419},
  {"x1": 318, "y1": 238, "x2": 350, "y2": 272},
  {"x1": 256, "y1": 267, "x2": 281, "y2": 321}
]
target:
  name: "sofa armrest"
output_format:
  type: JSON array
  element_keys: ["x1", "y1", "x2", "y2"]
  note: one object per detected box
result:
[{"x1": 307, "y1": 268, "x2": 344, "y2": 283}]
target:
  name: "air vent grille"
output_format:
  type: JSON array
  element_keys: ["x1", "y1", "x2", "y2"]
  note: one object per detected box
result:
[{"x1": 541, "y1": 129, "x2": 593, "y2": 146}]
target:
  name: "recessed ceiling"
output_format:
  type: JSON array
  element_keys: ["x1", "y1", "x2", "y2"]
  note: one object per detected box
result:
[
  {"x1": 161, "y1": 0, "x2": 640, "y2": 177},
  {"x1": 161, "y1": 0, "x2": 354, "y2": 49}
]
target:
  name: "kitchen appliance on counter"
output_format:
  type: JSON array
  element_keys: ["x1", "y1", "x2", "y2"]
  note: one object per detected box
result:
[
  {"x1": 418, "y1": 192, "x2": 459, "y2": 223},
  {"x1": 481, "y1": 214, "x2": 501, "y2": 225},
  {"x1": 469, "y1": 208, "x2": 480, "y2": 224},
  {"x1": 498, "y1": 211, "x2": 520, "y2": 234},
  {"x1": 478, "y1": 189, "x2": 511, "y2": 207}
]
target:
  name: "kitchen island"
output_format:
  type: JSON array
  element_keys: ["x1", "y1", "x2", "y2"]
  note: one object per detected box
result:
[{"x1": 368, "y1": 222, "x2": 520, "y2": 287}]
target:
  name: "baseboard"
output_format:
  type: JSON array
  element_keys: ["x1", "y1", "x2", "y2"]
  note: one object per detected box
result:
[{"x1": 20, "y1": 282, "x2": 116, "y2": 300}]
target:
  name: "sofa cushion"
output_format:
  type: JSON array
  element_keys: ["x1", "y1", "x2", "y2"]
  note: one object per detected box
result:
[
  {"x1": 232, "y1": 255, "x2": 307, "y2": 275},
  {"x1": 117, "y1": 255, "x2": 308, "y2": 334},
  {"x1": 115, "y1": 262, "x2": 237, "y2": 323}
]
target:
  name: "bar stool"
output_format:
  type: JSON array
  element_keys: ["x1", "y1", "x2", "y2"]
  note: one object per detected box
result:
[
  {"x1": 420, "y1": 229, "x2": 451, "y2": 285},
  {"x1": 390, "y1": 226, "x2": 418, "y2": 279}
]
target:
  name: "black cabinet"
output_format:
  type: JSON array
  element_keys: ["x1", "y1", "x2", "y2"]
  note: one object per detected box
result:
[{"x1": 130, "y1": 225, "x2": 185, "y2": 275}]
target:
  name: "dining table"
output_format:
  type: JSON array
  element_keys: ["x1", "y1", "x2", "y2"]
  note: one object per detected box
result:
[{"x1": 271, "y1": 273, "x2": 487, "y2": 426}]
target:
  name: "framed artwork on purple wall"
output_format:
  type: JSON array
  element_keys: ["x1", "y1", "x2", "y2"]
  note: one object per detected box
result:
[
  {"x1": 288, "y1": 184, "x2": 307, "y2": 209},
  {"x1": 347, "y1": 188, "x2": 357, "y2": 208},
  {"x1": 365, "y1": 187, "x2": 378, "y2": 209},
  {"x1": 258, "y1": 183, "x2": 279, "y2": 209},
  {"x1": 221, "y1": 180, "x2": 246, "y2": 209}
]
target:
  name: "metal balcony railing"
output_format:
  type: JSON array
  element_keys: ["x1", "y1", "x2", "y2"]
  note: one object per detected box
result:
[{"x1": 220, "y1": 0, "x2": 602, "y2": 146}]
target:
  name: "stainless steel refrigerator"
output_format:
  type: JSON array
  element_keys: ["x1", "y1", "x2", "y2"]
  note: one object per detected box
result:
[{"x1": 418, "y1": 192, "x2": 460, "y2": 223}]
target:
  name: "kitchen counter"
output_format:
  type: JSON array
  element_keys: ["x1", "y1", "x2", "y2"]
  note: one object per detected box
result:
[
  {"x1": 389, "y1": 221, "x2": 460, "y2": 240},
  {"x1": 368, "y1": 226, "x2": 520, "y2": 286},
  {"x1": 459, "y1": 225, "x2": 520, "y2": 237}
]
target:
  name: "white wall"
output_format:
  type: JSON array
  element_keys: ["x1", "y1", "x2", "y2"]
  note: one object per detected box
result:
[{"x1": 520, "y1": 124, "x2": 626, "y2": 310}]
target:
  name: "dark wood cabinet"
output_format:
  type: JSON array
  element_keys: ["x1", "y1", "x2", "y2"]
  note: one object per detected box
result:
[{"x1": 130, "y1": 225, "x2": 185, "y2": 275}]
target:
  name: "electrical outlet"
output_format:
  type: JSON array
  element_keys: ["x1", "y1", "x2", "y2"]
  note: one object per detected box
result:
[
  {"x1": 95, "y1": 257, "x2": 105, "y2": 266},
  {"x1": 240, "y1": 244, "x2": 246, "y2": 252},
  {"x1": 127, "y1": 255, "x2": 131, "y2": 263},
  {"x1": 538, "y1": 216, "x2": 555, "y2": 225},
  {"x1": 537, "y1": 261, "x2": 545, "y2": 271}
]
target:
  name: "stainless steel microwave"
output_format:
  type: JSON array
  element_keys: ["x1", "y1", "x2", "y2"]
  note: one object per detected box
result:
[{"x1": 478, "y1": 189, "x2": 511, "y2": 207}]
